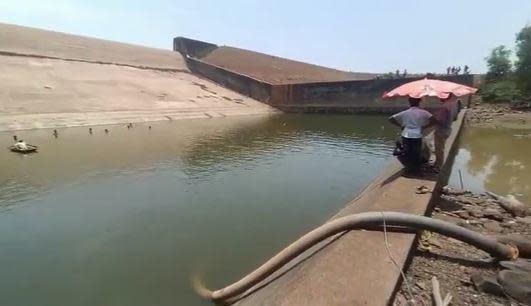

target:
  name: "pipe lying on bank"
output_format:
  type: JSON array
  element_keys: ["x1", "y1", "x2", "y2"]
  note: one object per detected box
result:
[{"x1": 193, "y1": 211, "x2": 518, "y2": 302}]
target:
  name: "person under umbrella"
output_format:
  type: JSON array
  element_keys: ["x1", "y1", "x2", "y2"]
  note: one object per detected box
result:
[
  {"x1": 432, "y1": 94, "x2": 459, "y2": 170},
  {"x1": 388, "y1": 97, "x2": 437, "y2": 174},
  {"x1": 383, "y1": 78, "x2": 477, "y2": 173}
]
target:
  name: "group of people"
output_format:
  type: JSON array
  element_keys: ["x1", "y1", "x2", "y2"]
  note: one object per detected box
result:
[
  {"x1": 395, "y1": 69, "x2": 408, "y2": 78},
  {"x1": 388, "y1": 95, "x2": 460, "y2": 174},
  {"x1": 446, "y1": 65, "x2": 469, "y2": 75}
]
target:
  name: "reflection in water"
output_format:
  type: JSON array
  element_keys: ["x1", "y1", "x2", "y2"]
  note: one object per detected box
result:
[
  {"x1": 0, "y1": 114, "x2": 395, "y2": 306},
  {"x1": 449, "y1": 126, "x2": 531, "y2": 205},
  {"x1": 181, "y1": 115, "x2": 392, "y2": 178}
]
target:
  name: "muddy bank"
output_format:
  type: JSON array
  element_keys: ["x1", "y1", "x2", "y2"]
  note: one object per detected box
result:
[
  {"x1": 468, "y1": 101, "x2": 531, "y2": 130},
  {"x1": 395, "y1": 188, "x2": 531, "y2": 305}
]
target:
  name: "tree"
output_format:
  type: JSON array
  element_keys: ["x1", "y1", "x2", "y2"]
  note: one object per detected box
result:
[
  {"x1": 515, "y1": 26, "x2": 531, "y2": 94},
  {"x1": 485, "y1": 45, "x2": 512, "y2": 81}
]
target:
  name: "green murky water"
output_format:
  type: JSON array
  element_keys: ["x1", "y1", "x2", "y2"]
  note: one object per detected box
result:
[
  {"x1": 0, "y1": 114, "x2": 396, "y2": 306},
  {"x1": 449, "y1": 125, "x2": 531, "y2": 205}
]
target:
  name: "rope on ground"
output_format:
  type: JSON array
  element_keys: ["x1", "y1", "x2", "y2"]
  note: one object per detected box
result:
[{"x1": 380, "y1": 212, "x2": 415, "y2": 304}]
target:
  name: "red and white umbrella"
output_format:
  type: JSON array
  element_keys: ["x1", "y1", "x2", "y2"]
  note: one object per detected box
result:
[{"x1": 382, "y1": 78, "x2": 478, "y2": 100}]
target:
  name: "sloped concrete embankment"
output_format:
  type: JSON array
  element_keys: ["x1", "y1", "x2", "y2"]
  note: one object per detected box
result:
[
  {"x1": 174, "y1": 37, "x2": 476, "y2": 113},
  {"x1": 0, "y1": 24, "x2": 277, "y2": 132}
]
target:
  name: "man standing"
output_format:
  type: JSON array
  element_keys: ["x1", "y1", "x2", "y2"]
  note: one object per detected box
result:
[
  {"x1": 389, "y1": 98, "x2": 437, "y2": 173},
  {"x1": 433, "y1": 95, "x2": 456, "y2": 169}
]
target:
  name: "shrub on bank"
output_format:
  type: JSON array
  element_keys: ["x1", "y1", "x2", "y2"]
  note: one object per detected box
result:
[
  {"x1": 480, "y1": 26, "x2": 531, "y2": 108},
  {"x1": 479, "y1": 80, "x2": 521, "y2": 103}
]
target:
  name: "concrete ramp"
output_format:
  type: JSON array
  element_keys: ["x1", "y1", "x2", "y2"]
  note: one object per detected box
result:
[
  {"x1": 200, "y1": 46, "x2": 376, "y2": 84},
  {"x1": 0, "y1": 22, "x2": 186, "y2": 70},
  {"x1": 173, "y1": 37, "x2": 476, "y2": 110},
  {"x1": 0, "y1": 24, "x2": 277, "y2": 132}
]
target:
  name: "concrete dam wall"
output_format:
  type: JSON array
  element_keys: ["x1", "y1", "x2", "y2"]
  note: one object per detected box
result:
[
  {"x1": 276, "y1": 74, "x2": 476, "y2": 112},
  {"x1": 174, "y1": 37, "x2": 477, "y2": 112}
]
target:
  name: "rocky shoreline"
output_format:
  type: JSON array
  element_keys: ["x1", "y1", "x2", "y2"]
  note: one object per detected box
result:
[
  {"x1": 467, "y1": 100, "x2": 531, "y2": 130},
  {"x1": 394, "y1": 187, "x2": 531, "y2": 305}
]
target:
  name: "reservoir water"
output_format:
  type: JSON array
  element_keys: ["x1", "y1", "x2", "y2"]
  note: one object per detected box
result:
[
  {"x1": 0, "y1": 114, "x2": 395, "y2": 306},
  {"x1": 449, "y1": 125, "x2": 531, "y2": 206}
]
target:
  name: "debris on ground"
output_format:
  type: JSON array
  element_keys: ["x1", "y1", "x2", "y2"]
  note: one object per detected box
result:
[
  {"x1": 394, "y1": 186, "x2": 531, "y2": 306},
  {"x1": 467, "y1": 101, "x2": 531, "y2": 130}
]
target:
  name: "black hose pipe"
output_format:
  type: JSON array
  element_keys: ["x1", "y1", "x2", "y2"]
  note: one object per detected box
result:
[{"x1": 193, "y1": 211, "x2": 518, "y2": 302}]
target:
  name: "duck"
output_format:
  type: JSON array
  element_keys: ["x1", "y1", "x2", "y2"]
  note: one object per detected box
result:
[
  {"x1": 53, "y1": 129, "x2": 58, "y2": 138},
  {"x1": 104, "y1": 129, "x2": 109, "y2": 134},
  {"x1": 13, "y1": 135, "x2": 18, "y2": 141},
  {"x1": 89, "y1": 128, "x2": 93, "y2": 134}
]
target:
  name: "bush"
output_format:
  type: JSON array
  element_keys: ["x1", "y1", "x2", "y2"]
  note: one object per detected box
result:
[
  {"x1": 515, "y1": 26, "x2": 531, "y2": 94},
  {"x1": 479, "y1": 80, "x2": 521, "y2": 103},
  {"x1": 485, "y1": 46, "x2": 512, "y2": 82}
]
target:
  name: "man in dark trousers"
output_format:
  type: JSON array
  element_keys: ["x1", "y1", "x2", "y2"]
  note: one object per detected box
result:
[{"x1": 389, "y1": 97, "x2": 437, "y2": 173}]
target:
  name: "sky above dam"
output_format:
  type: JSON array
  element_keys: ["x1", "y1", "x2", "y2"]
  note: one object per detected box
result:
[{"x1": 1, "y1": 0, "x2": 530, "y2": 74}]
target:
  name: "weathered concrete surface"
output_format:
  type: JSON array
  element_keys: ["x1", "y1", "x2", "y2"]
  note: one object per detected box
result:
[
  {"x1": 173, "y1": 37, "x2": 219, "y2": 59},
  {"x1": 174, "y1": 37, "x2": 376, "y2": 85},
  {"x1": 233, "y1": 111, "x2": 467, "y2": 306},
  {"x1": 185, "y1": 57, "x2": 275, "y2": 103},
  {"x1": 277, "y1": 75, "x2": 476, "y2": 108},
  {"x1": 174, "y1": 37, "x2": 476, "y2": 110},
  {"x1": 0, "y1": 22, "x2": 186, "y2": 70},
  {"x1": 0, "y1": 24, "x2": 277, "y2": 132}
]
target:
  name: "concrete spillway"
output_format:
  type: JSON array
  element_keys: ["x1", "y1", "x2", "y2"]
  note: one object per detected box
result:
[
  {"x1": 0, "y1": 23, "x2": 277, "y2": 132},
  {"x1": 174, "y1": 37, "x2": 477, "y2": 111}
]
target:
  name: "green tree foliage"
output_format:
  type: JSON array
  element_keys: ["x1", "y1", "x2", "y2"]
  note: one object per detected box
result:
[
  {"x1": 515, "y1": 26, "x2": 531, "y2": 94},
  {"x1": 481, "y1": 45, "x2": 517, "y2": 103},
  {"x1": 485, "y1": 45, "x2": 512, "y2": 81},
  {"x1": 479, "y1": 80, "x2": 520, "y2": 103}
]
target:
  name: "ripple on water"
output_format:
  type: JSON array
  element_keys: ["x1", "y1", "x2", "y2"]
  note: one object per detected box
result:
[{"x1": 0, "y1": 179, "x2": 47, "y2": 210}]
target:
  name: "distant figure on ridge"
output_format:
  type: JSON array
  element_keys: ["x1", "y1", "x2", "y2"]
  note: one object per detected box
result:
[
  {"x1": 396, "y1": 69, "x2": 400, "y2": 78},
  {"x1": 447, "y1": 66, "x2": 451, "y2": 75},
  {"x1": 464, "y1": 65, "x2": 470, "y2": 74},
  {"x1": 403, "y1": 69, "x2": 408, "y2": 78}
]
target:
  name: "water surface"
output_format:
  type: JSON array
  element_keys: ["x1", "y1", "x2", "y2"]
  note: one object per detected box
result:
[
  {"x1": 0, "y1": 114, "x2": 395, "y2": 306},
  {"x1": 449, "y1": 125, "x2": 531, "y2": 205}
]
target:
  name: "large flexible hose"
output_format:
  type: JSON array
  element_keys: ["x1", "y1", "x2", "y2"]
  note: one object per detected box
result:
[{"x1": 193, "y1": 211, "x2": 518, "y2": 302}]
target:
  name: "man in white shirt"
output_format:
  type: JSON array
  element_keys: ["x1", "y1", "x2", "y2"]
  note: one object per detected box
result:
[{"x1": 389, "y1": 97, "x2": 437, "y2": 173}]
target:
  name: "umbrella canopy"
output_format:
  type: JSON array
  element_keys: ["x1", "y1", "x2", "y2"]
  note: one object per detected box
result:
[{"x1": 382, "y1": 78, "x2": 478, "y2": 100}]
